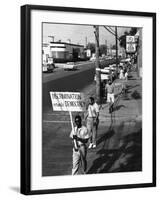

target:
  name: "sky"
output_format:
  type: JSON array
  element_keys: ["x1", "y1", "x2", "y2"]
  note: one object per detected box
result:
[{"x1": 43, "y1": 23, "x2": 131, "y2": 47}]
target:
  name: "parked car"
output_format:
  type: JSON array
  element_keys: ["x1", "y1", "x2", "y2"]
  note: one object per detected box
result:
[
  {"x1": 63, "y1": 62, "x2": 77, "y2": 70},
  {"x1": 43, "y1": 63, "x2": 55, "y2": 73},
  {"x1": 109, "y1": 64, "x2": 118, "y2": 80},
  {"x1": 43, "y1": 57, "x2": 55, "y2": 73},
  {"x1": 94, "y1": 67, "x2": 112, "y2": 82}
]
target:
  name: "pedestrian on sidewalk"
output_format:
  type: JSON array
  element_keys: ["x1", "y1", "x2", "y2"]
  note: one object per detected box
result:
[
  {"x1": 124, "y1": 70, "x2": 128, "y2": 81},
  {"x1": 121, "y1": 80, "x2": 127, "y2": 95},
  {"x1": 105, "y1": 79, "x2": 115, "y2": 113},
  {"x1": 85, "y1": 97, "x2": 99, "y2": 149},
  {"x1": 70, "y1": 115, "x2": 90, "y2": 175},
  {"x1": 119, "y1": 67, "x2": 124, "y2": 80}
]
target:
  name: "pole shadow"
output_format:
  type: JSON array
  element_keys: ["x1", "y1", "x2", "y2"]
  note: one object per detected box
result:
[{"x1": 87, "y1": 128, "x2": 142, "y2": 174}]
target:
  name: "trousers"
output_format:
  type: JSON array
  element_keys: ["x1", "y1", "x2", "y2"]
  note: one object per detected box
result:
[
  {"x1": 72, "y1": 145, "x2": 87, "y2": 175},
  {"x1": 107, "y1": 93, "x2": 114, "y2": 103},
  {"x1": 86, "y1": 117, "x2": 98, "y2": 145}
]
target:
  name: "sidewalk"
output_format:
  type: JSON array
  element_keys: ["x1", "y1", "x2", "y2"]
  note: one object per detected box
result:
[
  {"x1": 86, "y1": 71, "x2": 142, "y2": 174},
  {"x1": 99, "y1": 71, "x2": 142, "y2": 124}
]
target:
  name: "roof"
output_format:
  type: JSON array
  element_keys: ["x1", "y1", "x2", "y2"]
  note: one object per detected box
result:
[{"x1": 50, "y1": 42, "x2": 84, "y2": 48}]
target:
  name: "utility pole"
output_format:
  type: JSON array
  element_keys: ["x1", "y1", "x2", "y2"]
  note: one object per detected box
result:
[
  {"x1": 94, "y1": 25, "x2": 101, "y2": 104},
  {"x1": 85, "y1": 37, "x2": 88, "y2": 48},
  {"x1": 105, "y1": 40, "x2": 108, "y2": 55},
  {"x1": 115, "y1": 26, "x2": 118, "y2": 68},
  {"x1": 103, "y1": 25, "x2": 120, "y2": 64}
]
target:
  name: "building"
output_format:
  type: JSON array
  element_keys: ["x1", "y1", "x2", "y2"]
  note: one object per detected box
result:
[{"x1": 43, "y1": 41, "x2": 85, "y2": 63}]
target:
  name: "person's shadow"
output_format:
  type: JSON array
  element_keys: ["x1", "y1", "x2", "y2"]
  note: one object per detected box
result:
[
  {"x1": 113, "y1": 105, "x2": 126, "y2": 112},
  {"x1": 86, "y1": 128, "x2": 142, "y2": 174},
  {"x1": 87, "y1": 128, "x2": 116, "y2": 174}
]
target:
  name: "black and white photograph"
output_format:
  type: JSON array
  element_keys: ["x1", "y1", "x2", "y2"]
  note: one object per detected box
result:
[
  {"x1": 20, "y1": 5, "x2": 156, "y2": 195},
  {"x1": 42, "y1": 23, "x2": 142, "y2": 176}
]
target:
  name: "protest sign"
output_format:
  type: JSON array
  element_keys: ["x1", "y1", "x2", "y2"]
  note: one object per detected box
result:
[{"x1": 50, "y1": 92, "x2": 86, "y2": 112}]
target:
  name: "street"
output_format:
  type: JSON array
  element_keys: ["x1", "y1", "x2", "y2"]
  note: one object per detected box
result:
[
  {"x1": 43, "y1": 61, "x2": 95, "y2": 113},
  {"x1": 42, "y1": 64, "x2": 142, "y2": 176}
]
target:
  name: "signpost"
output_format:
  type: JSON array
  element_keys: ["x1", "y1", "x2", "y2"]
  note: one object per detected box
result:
[
  {"x1": 126, "y1": 36, "x2": 135, "y2": 43},
  {"x1": 126, "y1": 43, "x2": 136, "y2": 53},
  {"x1": 126, "y1": 35, "x2": 136, "y2": 53}
]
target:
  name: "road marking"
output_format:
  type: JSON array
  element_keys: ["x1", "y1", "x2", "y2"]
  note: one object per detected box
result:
[{"x1": 43, "y1": 115, "x2": 140, "y2": 124}]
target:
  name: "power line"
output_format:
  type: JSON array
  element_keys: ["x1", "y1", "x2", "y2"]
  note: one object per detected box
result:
[
  {"x1": 108, "y1": 26, "x2": 116, "y2": 34},
  {"x1": 103, "y1": 26, "x2": 120, "y2": 41},
  {"x1": 103, "y1": 26, "x2": 115, "y2": 36}
]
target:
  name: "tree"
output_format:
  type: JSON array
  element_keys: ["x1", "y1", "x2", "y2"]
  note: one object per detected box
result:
[
  {"x1": 129, "y1": 28, "x2": 137, "y2": 35},
  {"x1": 99, "y1": 44, "x2": 107, "y2": 56},
  {"x1": 86, "y1": 42, "x2": 95, "y2": 53},
  {"x1": 111, "y1": 44, "x2": 116, "y2": 49}
]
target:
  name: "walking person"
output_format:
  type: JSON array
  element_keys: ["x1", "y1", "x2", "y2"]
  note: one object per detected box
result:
[
  {"x1": 124, "y1": 70, "x2": 128, "y2": 81},
  {"x1": 119, "y1": 67, "x2": 124, "y2": 80},
  {"x1": 105, "y1": 79, "x2": 115, "y2": 113},
  {"x1": 85, "y1": 97, "x2": 99, "y2": 149},
  {"x1": 70, "y1": 115, "x2": 90, "y2": 175}
]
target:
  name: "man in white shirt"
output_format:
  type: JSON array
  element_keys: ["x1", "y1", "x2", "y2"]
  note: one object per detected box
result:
[
  {"x1": 85, "y1": 97, "x2": 99, "y2": 149},
  {"x1": 105, "y1": 79, "x2": 115, "y2": 113},
  {"x1": 70, "y1": 115, "x2": 90, "y2": 175}
]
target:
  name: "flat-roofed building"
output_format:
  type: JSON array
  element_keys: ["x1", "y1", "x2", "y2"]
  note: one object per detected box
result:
[{"x1": 43, "y1": 42, "x2": 84, "y2": 62}]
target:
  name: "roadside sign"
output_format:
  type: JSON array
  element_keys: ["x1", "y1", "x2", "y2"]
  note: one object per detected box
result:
[
  {"x1": 50, "y1": 92, "x2": 86, "y2": 112},
  {"x1": 126, "y1": 43, "x2": 136, "y2": 53},
  {"x1": 126, "y1": 36, "x2": 135, "y2": 43},
  {"x1": 126, "y1": 35, "x2": 136, "y2": 53}
]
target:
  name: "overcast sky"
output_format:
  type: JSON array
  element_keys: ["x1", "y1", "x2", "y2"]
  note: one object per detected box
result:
[{"x1": 43, "y1": 23, "x2": 131, "y2": 47}]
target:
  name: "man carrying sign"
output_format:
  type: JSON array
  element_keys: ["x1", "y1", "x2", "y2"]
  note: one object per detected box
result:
[{"x1": 70, "y1": 115, "x2": 90, "y2": 175}]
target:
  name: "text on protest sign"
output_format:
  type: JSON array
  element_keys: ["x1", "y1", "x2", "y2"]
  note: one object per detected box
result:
[{"x1": 50, "y1": 92, "x2": 86, "y2": 112}]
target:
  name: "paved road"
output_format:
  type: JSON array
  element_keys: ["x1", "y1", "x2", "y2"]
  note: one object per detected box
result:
[
  {"x1": 43, "y1": 62, "x2": 95, "y2": 113},
  {"x1": 42, "y1": 58, "x2": 117, "y2": 113},
  {"x1": 43, "y1": 61, "x2": 95, "y2": 83}
]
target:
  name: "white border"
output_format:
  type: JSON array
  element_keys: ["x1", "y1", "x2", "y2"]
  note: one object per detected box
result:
[{"x1": 31, "y1": 9, "x2": 153, "y2": 190}]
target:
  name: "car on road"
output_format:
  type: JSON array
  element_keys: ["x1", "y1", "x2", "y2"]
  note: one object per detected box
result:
[
  {"x1": 63, "y1": 62, "x2": 77, "y2": 71},
  {"x1": 43, "y1": 63, "x2": 55, "y2": 73},
  {"x1": 43, "y1": 57, "x2": 55, "y2": 73}
]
